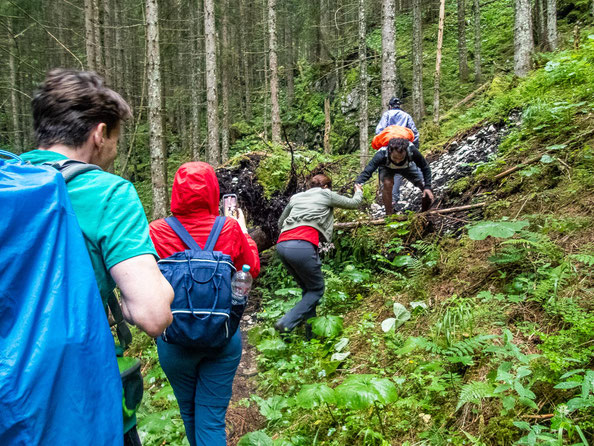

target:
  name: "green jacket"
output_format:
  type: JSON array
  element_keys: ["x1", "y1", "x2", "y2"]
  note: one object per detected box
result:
[{"x1": 278, "y1": 187, "x2": 363, "y2": 243}]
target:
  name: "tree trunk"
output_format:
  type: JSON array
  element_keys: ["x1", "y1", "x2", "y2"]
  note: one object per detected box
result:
[
  {"x1": 8, "y1": 19, "x2": 21, "y2": 152},
  {"x1": 546, "y1": 0, "x2": 557, "y2": 50},
  {"x1": 190, "y1": 0, "x2": 202, "y2": 161},
  {"x1": 433, "y1": 0, "x2": 446, "y2": 124},
  {"x1": 84, "y1": 0, "x2": 96, "y2": 70},
  {"x1": 457, "y1": 0, "x2": 469, "y2": 82},
  {"x1": 535, "y1": 0, "x2": 547, "y2": 47},
  {"x1": 412, "y1": 0, "x2": 425, "y2": 122},
  {"x1": 239, "y1": 0, "x2": 252, "y2": 121},
  {"x1": 514, "y1": 0, "x2": 534, "y2": 77},
  {"x1": 204, "y1": 0, "x2": 220, "y2": 165},
  {"x1": 381, "y1": 0, "x2": 399, "y2": 110},
  {"x1": 473, "y1": 0, "x2": 482, "y2": 84},
  {"x1": 145, "y1": 0, "x2": 168, "y2": 219},
  {"x1": 285, "y1": 0, "x2": 294, "y2": 108},
  {"x1": 102, "y1": 0, "x2": 113, "y2": 84},
  {"x1": 324, "y1": 97, "x2": 331, "y2": 154},
  {"x1": 221, "y1": 0, "x2": 231, "y2": 162},
  {"x1": 93, "y1": 0, "x2": 103, "y2": 74},
  {"x1": 262, "y1": 4, "x2": 269, "y2": 141},
  {"x1": 269, "y1": 0, "x2": 281, "y2": 144},
  {"x1": 358, "y1": 0, "x2": 368, "y2": 170}
]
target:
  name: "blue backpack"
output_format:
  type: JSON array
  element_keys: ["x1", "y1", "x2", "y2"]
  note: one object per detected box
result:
[
  {"x1": 158, "y1": 216, "x2": 240, "y2": 348},
  {"x1": 0, "y1": 151, "x2": 123, "y2": 445}
]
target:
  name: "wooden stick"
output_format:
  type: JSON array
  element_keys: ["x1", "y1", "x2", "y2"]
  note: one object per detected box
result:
[
  {"x1": 522, "y1": 414, "x2": 554, "y2": 420},
  {"x1": 334, "y1": 202, "x2": 487, "y2": 228},
  {"x1": 493, "y1": 154, "x2": 543, "y2": 180},
  {"x1": 441, "y1": 82, "x2": 490, "y2": 121}
]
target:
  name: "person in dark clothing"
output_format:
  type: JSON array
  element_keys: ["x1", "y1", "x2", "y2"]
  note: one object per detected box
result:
[{"x1": 355, "y1": 138, "x2": 434, "y2": 215}]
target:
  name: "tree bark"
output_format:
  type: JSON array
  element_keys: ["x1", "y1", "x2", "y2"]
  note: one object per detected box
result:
[
  {"x1": 358, "y1": 0, "x2": 369, "y2": 170},
  {"x1": 514, "y1": 0, "x2": 534, "y2": 77},
  {"x1": 190, "y1": 0, "x2": 202, "y2": 161},
  {"x1": 221, "y1": 0, "x2": 231, "y2": 162},
  {"x1": 269, "y1": 0, "x2": 281, "y2": 144},
  {"x1": 92, "y1": 0, "x2": 103, "y2": 74},
  {"x1": 324, "y1": 97, "x2": 331, "y2": 154},
  {"x1": 535, "y1": 0, "x2": 547, "y2": 47},
  {"x1": 239, "y1": 0, "x2": 252, "y2": 121},
  {"x1": 102, "y1": 0, "x2": 113, "y2": 84},
  {"x1": 473, "y1": 0, "x2": 482, "y2": 84},
  {"x1": 145, "y1": 0, "x2": 168, "y2": 219},
  {"x1": 285, "y1": 0, "x2": 294, "y2": 108},
  {"x1": 433, "y1": 0, "x2": 446, "y2": 124},
  {"x1": 204, "y1": 0, "x2": 220, "y2": 165},
  {"x1": 8, "y1": 19, "x2": 21, "y2": 152},
  {"x1": 381, "y1": 0, "x2": 399, "y2": 110},
  {"x1": 84, "y1": 0, "x2": 96, "y2": 70},
  {"x1": 457, "y1": 0, "x2": 469, "y2": 82},
  {"x1": 412, "y1": 0, "x2": 425, "y2": 122},
  {"x1": 546, "y1": 0, "x2": 557, "y2": 50}
]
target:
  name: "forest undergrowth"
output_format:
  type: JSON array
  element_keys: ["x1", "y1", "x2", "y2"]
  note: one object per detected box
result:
[{"x1": 129, "y1": 27, "x2": 594, "y2": 446}]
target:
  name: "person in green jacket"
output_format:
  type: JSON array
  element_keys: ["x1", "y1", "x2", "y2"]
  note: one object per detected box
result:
[{"x1": 274, "y1": 174, "x2": 363, "y2": 337}]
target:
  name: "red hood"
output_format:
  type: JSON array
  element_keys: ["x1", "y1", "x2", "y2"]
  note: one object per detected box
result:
[{"x1": 171, "y1": 162, "x2": 220, "y2": 216}]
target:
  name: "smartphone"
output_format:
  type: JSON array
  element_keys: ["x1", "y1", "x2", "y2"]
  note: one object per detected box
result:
[{"x1": 222, "y1": 194, "x2": 238, "y2": 218}]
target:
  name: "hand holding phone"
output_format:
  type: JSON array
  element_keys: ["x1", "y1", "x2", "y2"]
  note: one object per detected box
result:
[{"x1": 223, "y1": 194, "x2": 238, "y2": 218}]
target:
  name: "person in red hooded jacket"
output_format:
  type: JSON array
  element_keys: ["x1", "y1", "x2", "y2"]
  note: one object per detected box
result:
[{"x1": 149, "y1": 162, "x2": 260, "y2": 446}]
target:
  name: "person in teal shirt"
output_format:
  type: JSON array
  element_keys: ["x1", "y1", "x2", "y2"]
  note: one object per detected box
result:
[{"x1": 20, "y1": 69, "x2": 174, "y2": 446}]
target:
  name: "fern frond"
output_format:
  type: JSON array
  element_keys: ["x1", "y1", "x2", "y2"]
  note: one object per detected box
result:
[
  {"x1": 570, "y1": 254, "x2": 594, "y2": 267},
  {"x1": 456, "y1": 381, "x2": 495, "y2": 411}
]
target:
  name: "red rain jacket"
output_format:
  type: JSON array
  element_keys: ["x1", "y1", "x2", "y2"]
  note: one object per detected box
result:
[
  {"x1": 149, "y1": 162, "x2": 260, "y2": 278},
  {"x1": 371, "y1": 125, "x2": 415, "y2": 150}
]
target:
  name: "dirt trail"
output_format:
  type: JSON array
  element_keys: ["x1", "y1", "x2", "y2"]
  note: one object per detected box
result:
[{"x1": 226, "y1": 299, "x2": 265, "y2": 445}]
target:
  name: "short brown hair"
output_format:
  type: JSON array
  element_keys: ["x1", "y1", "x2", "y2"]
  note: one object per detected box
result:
[
  {"x1": 32, "y1": 69, "x2": 131, "y2": 148},
  {"x1": 308, "y1": 174, "x2": 332, "y2": 190},
  {"x1": 387, "y1": 138, "x2": 409, "y2": 154}
]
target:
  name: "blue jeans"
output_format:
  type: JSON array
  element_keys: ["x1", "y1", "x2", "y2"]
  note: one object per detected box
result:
[
  {"x1": 276, "y1": 240, "x2": 325, "y2": 331},
  {"x1": 156, "y1": 330, "x2": 242, "y2": 446}
]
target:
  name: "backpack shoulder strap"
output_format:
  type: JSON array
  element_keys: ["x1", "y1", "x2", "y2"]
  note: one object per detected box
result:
[
  {"x1": 204, "y1": 216, "x2": 226, "y2": 252},
  {"x1": 165, "y1": 216, "x2": 202, "y2": 251},
  {"x1": 44, "y1": 159, "x2": 102, "y2": 183}
]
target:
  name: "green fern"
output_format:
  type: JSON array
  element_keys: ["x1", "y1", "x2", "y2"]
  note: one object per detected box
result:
[
  {"x1": 443, "y1": 335, "x2": 497, "y2": 358},
  {"x1": 570, "y1": 254, "x2": 594, "y2": 267},
  {"x1": 456, "y1": 381, "x2": 495, "y2": 410}
]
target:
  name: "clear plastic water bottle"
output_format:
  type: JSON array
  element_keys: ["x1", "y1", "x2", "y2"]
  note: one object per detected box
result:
[{"x1": 231, "y1": 265, "x2": 252, "y2": 305}]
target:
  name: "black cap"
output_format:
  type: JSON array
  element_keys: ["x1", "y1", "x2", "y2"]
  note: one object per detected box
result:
[{"x1": 389, "y1": 97, "x2": 401, "y2": 108}]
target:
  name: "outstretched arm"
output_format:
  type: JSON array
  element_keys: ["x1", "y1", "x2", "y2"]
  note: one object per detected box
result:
[
  {"x1": 328, "y1": 184, "x2": 363, "y2": 209},
  {"x1": 355, "y1": 150, "x2": 385, "y2": 184}
]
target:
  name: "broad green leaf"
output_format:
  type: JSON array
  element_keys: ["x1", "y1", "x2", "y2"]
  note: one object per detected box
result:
[
  {"x1": 392, "y1": 303, "x2": 411, "y2": 328},
  {"x1": 545, "y1": 144, "x2": 566, "y2": 151},
  {"x1": 381, "y1": 317, "x2": 396, "y2": 332},
  {"x1": 330, "y1": 351, "x2": 351, "y2": 362},
  {"x1": 467, "y1": 220, "x2": 529, "y2": 240},
  {"x1": 274, "y1": 287, "x2": 302, "y2": 297},
  {"x1": 335, "y1": 375, "x2": 397, "y2": 410},
  {"x1": 238, "y1": 431, "x2": 274, "y2": 446},
  {"x1": 502, "y1": 396, "x2": 516, "y2": 410},
  {"x1": 310, "y1": 315, "x2": 343, "y2": 338},
  {"x1": 257, "y1": 338, "x2": 287, "y2": 354},
  {"x1": 559, "y1": 369, "x2": 585, "y2": 379},
  {"x1": 254, "y1": 395, "x2": 288, "y2": 421},
  {"x1": 410, "y1": 301, "x2": 428, "y2": 310},
  {"x1": 540, "y1": 154, "x2": 554, "y2": 164},
  {"x1": 393, "y1": 255, "x2": 415, "y2": 267},
  {"x1": 518, "y1": 397, "x2": 538, "y2": 409},
  {"x1": 554, "y1": 381, "x2": 582, "y2": 389},
  {"x1": 513, "y1": 421, "x2": 532, "y2": 431},
  {"x1": 295, "y1": 383, "x2": 336, "y2": 409},
  {"x1": 514, "y1": 381, "x2": 536, "y2": 400},
  {"x1": 334, "y1": 337, "x2": 349, "y2": 352}
]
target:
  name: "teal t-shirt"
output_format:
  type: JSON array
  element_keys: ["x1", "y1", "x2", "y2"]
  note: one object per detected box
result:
[{"x1": 21, "y1": 150, "x2": 158, "y2": 304}]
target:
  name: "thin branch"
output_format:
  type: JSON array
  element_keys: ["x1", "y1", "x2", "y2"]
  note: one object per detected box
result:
[{"x1": 7, "y1": 0, "x2": 84, "y2": 69}]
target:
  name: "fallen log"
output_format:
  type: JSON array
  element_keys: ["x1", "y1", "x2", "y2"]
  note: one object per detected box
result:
[
  {"x1": 334, "y1": 202, "x2": 487, "y2": 229},
  {"x1": 493, "y1": 154, "x2": 543, "y2": 180}
]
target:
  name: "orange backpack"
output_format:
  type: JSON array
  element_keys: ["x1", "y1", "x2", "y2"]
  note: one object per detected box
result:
[{"x1": 371, "y1": 125, "x2": 415, "y2": 150}]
